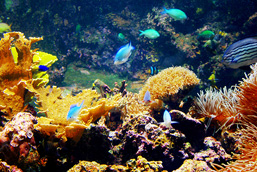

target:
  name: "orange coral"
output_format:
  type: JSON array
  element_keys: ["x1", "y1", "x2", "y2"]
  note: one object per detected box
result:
[
  {"x1": 139, "y1": 66, "x2": 200, "y2": 104},
  {"x1": 0, "y1": 32, "x2": 42, "y2": 116},
  {"x1": 33, "y1": 86, "x2": 121, "y2": 141}
]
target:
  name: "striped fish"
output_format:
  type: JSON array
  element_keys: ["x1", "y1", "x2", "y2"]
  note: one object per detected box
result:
[{"x1": 222, "y1": 38, "x2": 257, "y2": 69}]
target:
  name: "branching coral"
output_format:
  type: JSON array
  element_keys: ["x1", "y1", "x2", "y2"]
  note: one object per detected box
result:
[{"x1": 139, "y1": 66, "x2": 200, "y2": 106}]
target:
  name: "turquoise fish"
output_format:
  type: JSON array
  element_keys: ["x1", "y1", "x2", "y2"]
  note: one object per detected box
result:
[
  {"x1": 114, "y1": 42, "x2": 134, "y2": 65},
  {"x1": 198, "y1": 30, "x2": 215, "y2": 40},
  {"x1": 139, "y1": 29, "x2": 160, "y2": 39},
  {"x1": 118, "y1": 33, "x2": 126, "y2": 41},
  {"x1": 161, "y1": 7, "x2": 187, "y2": 21},
  {"x1": 67, "y1": 100, "x2": 84, "y2": 121},
  {"x1": 163, "y1": 110, "x2": 178, "y2": 128}
]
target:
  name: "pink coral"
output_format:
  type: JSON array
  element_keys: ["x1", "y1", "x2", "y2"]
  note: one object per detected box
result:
[{"x1": 0, "y1": 112, "x2": 38, "y2": 164}]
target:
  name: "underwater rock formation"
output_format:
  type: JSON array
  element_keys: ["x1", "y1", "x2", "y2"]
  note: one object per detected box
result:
[
  {"x1": 68, "y1": 155, "x2": 164, "y2": 172},
  {"x1": 110, "y1": 113, "x2": 193, "y2": 171}
]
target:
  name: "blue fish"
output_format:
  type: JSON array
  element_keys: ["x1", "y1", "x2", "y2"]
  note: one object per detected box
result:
[
  {"x1": 163, "y1": 110, "x2": 178, "y2": 128},
  {"x1": 222, "y1": 38, "x2": 257, "y2": 69},
  {"x1": 143, "y1": 90, "x2": 151, "y2": 102},
  {"x1": 67, "y1": 100, "x2": 84, "y2": 121},
  {"x1": 114, "y1": 42, "x2": 134, "y2": 65},
  {"x1": 161, "y1": 7, "x2": 187, "y2": 21},
  {"x1": 38, "y1": 65, "x2": 49, "y2": 71}
]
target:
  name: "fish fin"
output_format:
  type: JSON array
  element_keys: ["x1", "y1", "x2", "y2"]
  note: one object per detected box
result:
[
  {"x1": 160, "y1": 7, "x2": 168, "y2": 14},
  {"x1": 80, "y1": 100, "x2": 85, "y2": 108},
  {"x1": 69, "y1": 104, "x2": 78, "y2": 109}
]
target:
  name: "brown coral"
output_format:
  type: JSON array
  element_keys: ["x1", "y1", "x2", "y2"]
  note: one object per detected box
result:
[
  {"x1": 0, "y1": 32, "x2": 42, "y2": 116},
  {"x1": 139, "y1": 66, "x2": 200, "y2": 106}
]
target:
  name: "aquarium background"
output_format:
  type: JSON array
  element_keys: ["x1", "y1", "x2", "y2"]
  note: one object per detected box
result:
[
  {"x1": 1, "y1": 0, "x2": 257, "y2": 91},
  {"x1": 0, "y1": 0, "x2": 257, "y2": 171}
]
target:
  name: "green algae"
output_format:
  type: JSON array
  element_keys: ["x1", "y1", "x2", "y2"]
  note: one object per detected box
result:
[{"x1": 62, "y1": 64, "x2": 140, "y2": 93}]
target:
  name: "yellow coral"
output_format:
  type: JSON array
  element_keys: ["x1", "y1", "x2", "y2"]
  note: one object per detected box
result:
[
  {"x1": 0, "y1": 32, "x2": 42, "y2": 116},
  {"x1": 139, "y1": 66, "x2": 200, "y2": 103},
  {"x1": 33, "y1": 85, "x2": 122, "y2": 141}
]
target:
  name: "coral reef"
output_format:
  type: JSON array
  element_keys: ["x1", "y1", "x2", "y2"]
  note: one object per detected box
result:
[
  {"x1": 194, "y1": 137, "x2": 231, "y2": 164},
  {"x1": 173, "y1": 159, "x2": 215, "y2": 172},
  {"x1": 0, "y1": 32, "x2": 42, "y2": 116},
  {"x1": 218, "y1": 124, "x2": 257, "y2": 171},
  {"x1": 68, "y1": 155, "x2": 164, "y2": 172},
  {"x1": 139, "y1": 66, "x2": 200, "y2": 107},
  {"x1": 0, "y1": 112, "x2": 39, "y2": 166},
  {"x1": 110, "y1": 113, "x2": 193, "y2": 171}
]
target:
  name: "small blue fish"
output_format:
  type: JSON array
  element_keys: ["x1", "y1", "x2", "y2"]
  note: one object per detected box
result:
[
  {"x1": 139, "y1": 29, "x2": 160, "y2": 39},
  {"x1": 222, "y1": 38, "x2": 257, "y2": 69},
  {"x1": 143, "y1": 90, "x2": 151, "y2": 102},
  {"x1": 67, "y1": 100, "x2": 84, "y2": 121},
  {"x1": 38, "y1": 65, "x2": 49, "y2": 71},
  {"x1": 163, "y1": 110, "x2": 178, "y2": 128},
  {"x1": 161, "y1": 7, "x2": 187, "y2": 21},
  {"x1": 114, "y1": 42, "x2": 134, "y2": 65}
]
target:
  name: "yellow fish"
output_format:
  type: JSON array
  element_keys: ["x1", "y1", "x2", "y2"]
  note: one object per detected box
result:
[{"x1": 0, "y1": 23, "x2": 11, "y2": 33}]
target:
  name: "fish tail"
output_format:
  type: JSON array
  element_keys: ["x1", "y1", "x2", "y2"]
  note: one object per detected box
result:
[
  {"x1": 160, "y1": 7, "x2": 167, "y2": 14},
  {"x1": 139, "y1": 30, "x2": 144, "y2": 36}
]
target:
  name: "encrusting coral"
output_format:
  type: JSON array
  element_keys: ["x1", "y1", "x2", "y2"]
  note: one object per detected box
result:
[
  {"x1": 139, "y1": 66, "x2": 200, "y2": 107},
  {"x1": 0, "y1": 112, "x2": 39, "y2": 165}
]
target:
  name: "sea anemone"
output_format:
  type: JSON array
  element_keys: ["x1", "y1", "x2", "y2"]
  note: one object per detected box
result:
[
  {"x1": 236, "y1": 63, "x2": 257, "y2": 126},
  {"x1": 192, "y1": 86, "x2": 241, "y2": 131},
  {"x1": 219, "y1": 123, "x2": 257, "y2": 171}
]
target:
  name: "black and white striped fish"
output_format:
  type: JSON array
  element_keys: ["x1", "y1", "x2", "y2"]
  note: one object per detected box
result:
[{"x1": 222, "y1": 38, "x2": 257, "y2": 69}]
